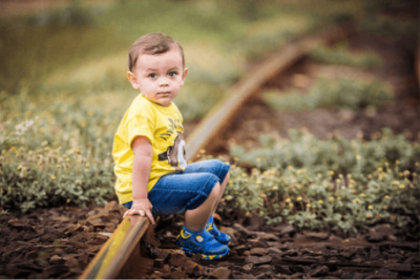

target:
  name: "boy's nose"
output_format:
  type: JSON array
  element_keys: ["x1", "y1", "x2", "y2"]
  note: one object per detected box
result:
[{"x1": 159, "y1": 80, "x2": 169, "y2": 87}]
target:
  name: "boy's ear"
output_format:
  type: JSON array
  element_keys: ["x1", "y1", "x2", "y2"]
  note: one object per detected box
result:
[
  {"x1": 181, "y1": 68, "x2": 188, "y2": 85},
  {"x1": 127, "y1": 71, "x2": 140, "y2": 89}
]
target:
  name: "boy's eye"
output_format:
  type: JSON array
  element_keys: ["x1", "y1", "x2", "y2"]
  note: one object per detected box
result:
[
  {"x1": 148, "y1": 73, "x2": 157, "y2": 78},
  {"x1": 169, "y1": 72, "x2": 178, "y2": 77}
]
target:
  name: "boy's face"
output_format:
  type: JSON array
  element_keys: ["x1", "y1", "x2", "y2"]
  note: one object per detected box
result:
[{"x1": 128, "y1": 47, "x2": 188, "y2": 107}]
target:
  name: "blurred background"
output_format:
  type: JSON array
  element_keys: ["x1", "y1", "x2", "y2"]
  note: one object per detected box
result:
[
  {"x1": 1, "y1": 0, "x2": 418, "y2": 121},
  {"x1": 0, "y1": 0, "x2": 418, "y2": 212}
]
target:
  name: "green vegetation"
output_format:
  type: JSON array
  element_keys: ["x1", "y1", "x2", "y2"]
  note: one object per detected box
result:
[
  {"x1": 0, "y1": 94, "x2": 117, "y2": 213},
  {"x1": 221, "y1": 161, "x2": 419, "y2": 234},
  {"x1": 224, "y1": 130, "x2": 419, "y2": 233},
  {"x1": 263, "y1": 78, "x2": 392, "y2": 112},
  {"x1": 231, "y1": 129, "x2": 419, "y2": 177},
  {"x1": 309, "y1": 43, "x2": 381, "y2": 69}
]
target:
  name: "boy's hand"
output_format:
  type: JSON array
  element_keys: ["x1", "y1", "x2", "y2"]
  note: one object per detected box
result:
[{"x1": 123, "y1": 198, "x2": 155, "y2": 224}]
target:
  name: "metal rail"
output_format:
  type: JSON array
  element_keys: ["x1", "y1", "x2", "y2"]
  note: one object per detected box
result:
[
  {"x1": 79, "y1": 215, "x2": 150, "y2": 279},
  {"x1": 416, "y1": 40, "x2": 420, "y2": 86}
]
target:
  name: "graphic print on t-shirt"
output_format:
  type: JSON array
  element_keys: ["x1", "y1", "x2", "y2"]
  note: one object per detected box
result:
[
  {"x1": 158, "y1": 132, "x2": 187, "y2": 170},
  {"x1": 159, "y1": 118, "x2": 183, "y2": 141}
]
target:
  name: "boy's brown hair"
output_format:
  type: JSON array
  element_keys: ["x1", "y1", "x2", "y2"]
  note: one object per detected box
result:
[{"x1": 128, "y1": 33, "x2": 185, "y2": 71}]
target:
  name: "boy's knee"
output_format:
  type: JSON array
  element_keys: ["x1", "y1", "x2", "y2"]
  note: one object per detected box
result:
[{"x1": 209, "y1": 182, "x2": 221, "y2": 199}]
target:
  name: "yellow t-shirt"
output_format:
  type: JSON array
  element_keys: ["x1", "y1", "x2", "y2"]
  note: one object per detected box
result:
[{"x1": 112, "y1": 94, "x2": 187, "y2": 204}]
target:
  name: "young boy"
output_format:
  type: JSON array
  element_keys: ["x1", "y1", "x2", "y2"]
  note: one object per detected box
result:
[{"x1": 112, "y1": 33, "x2": 231, "y2": 260}]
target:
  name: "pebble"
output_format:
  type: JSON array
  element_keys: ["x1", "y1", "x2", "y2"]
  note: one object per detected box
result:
[
  {"x1": 245, "y1": 255, "x2": 272, "y2": 265},
  {"x1": 210, "y1": 267, "x2": 231, "y2": 279},
  {"x1": 250, "y1": 247, "x2": 269, "y2": 255}
]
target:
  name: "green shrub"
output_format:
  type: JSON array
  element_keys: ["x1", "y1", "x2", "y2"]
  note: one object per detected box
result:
[
  {"x1": 0, "y1": 90, "x2": 121, "y2": 213},
  {"x1": 230, "y1": 129, "x2": 419, "y2": 178},
  {"x1": 263, "y1": 78, "x2": 392, "y2": 112},
  {"x1": 309, "y1": 43, "x2": 381, "y2": 69},
  {"x1": 220, "y1": 162, "x2": 419, "y2": 234},
  {"x1": 0, "y1": 124, "x2": 115, "y2": 213}
]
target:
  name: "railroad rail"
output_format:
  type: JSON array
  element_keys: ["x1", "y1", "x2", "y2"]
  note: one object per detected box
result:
[
  {"x1": 79, "y1": 215, "x2": 150, "y2": 279},
  {"x1": 79, "y1": 26, "x2": 346, "y2": 279},
  {"x1": 416, "y1": 40, "x2": 420, "y2": 86}
]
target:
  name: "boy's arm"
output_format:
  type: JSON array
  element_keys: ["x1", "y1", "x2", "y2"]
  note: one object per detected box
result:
[{"x1": 123, "y1": 136, "x2": 155, "y2": 224}]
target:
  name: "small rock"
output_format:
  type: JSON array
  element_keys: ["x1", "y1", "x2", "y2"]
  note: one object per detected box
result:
[
  {"x1": 327, "y1": 269, "x2": 343, "y2": 277},
  {"x1": 50, "y1": 255, "x2": 62, "y2": 264},
  {"x1": 216, "y1": 261, "x2": 230, "y2": 267},
  {"x1": 247, "y1": 238, "x2": 269, "y2": 248},
  {"x1": 169, "y1": 252, "x2": 201, "y2": 273},
  {"x1": 367, "y1": 224, "x2": 397, "y2": 242},
  {"x1": 302, "y1": 230, "x2": 329, "y2": 240},
  {"x1": 232, "y1": 272, "x2": 255, "y2": 279},
  {"x1": 169, "y1": 253, "x2": 189, "y2": 267},
  {"x1": 279, "y1": 242, "x2": 295, "y2": 250},
  {"x1": 256, "y1": 264, "x2": 273, "y2": 274},
  {"x1": 153, "y1": 258, "x2": 165, "y2": 268},
  {"x1": 234, "y1": 265, "x2": 252, "y2": 274},
  {"x1": 210, "y1": 267, "x2": 231, "y2": 279},
  {"x1": 281, "y1": 249, "x2": 298, "y2": 257},
  {"x1": 245, "y1": 255, "x2": 272, "y2": 265},
  {"x1": 222, "y1": 227, "x2": 238, "y2": 243},
  {"x1": 105, "y1": 200, "x2": 120, "y2": 212},
  {"x1": 340, "y1": 248, "x2": 355, "y2": 259},
  {"x1": 255, "y1": 272, "x2": 271, "y2": 279},
  {"x1": 328, "y1": 234, "x2": 343, "y2": 242},
  {"x1": 51, "y1": 216, "x2": 70, "y2": 222},
  {"x1": 275, "y1": 265, "x2": 291, "y2": 274},
  {"x1": 170, "y1": 269, "x2": 186, "y2": 279},
  {"x1": 8, "y1": 219, "x2": 25, "y2": 228},
  {"x1": 250, "y1": 247, "x2": 269, "y2": 256},
  {"x1": 289, "y1": 264, "x2": 305, "y2": 273},
  {"x1": 233, "y1": 223, "x2": 252, "y2": 238},
  {"x1": 278, "y1": 225, "x2": 295, "y2": 236},
  {"x1": 352, "y1": 257, "x2": 363, "y2": 263},
  {"x1": 98, "y1": 232, "x2": 112, "y2": 238},
  {"x1": 268, "y1": 247, "x2": 282, "y2": 255},
  {"x1": 235, "y1": 244, "x2": 248, "y2": 255},
  {"x1": 387, "y1": 234, "x2": 398, "y2": 241},
  {"x1": 310, "y1": 265, "x2": 329, "y2": 277},
  {"x1": 157, "y1": 250, "x2": 170, "y2": 262},
  {"x1": 45, "y1": 264, "x2": 70, "y2": 277},
  {"x1": 246, "y1": 214, "x2": 266, "y2": 231},
  {"x1": 256, "y1": 232, "x2": 281, "y2": 241}
]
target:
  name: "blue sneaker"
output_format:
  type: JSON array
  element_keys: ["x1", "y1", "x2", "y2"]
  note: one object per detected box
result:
[
  {"x1": 206, "y1": 216, "x2": 231, "y2": 245},
  {"x1": 176, "y1": 226, "x2": 229, "y2": 260}
]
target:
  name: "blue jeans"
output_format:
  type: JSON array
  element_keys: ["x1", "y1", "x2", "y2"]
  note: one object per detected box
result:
[{"x1": 123, "y1": 159, "x2": 230, "y2": 215}]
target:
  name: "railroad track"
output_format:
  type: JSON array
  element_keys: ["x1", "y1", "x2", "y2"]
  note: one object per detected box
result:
[{"x1": 79, "y1": 26, "x2": 419, "y2": 279}]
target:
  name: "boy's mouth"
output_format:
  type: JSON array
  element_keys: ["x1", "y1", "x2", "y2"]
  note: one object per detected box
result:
[{"x1": 158, "y1": 91, "x2": 171, "y2": 96}]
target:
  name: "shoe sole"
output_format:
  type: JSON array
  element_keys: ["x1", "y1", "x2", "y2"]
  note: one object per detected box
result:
[{"x1": 180, "y1": 247, "x2": 229, "y2": 260}]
